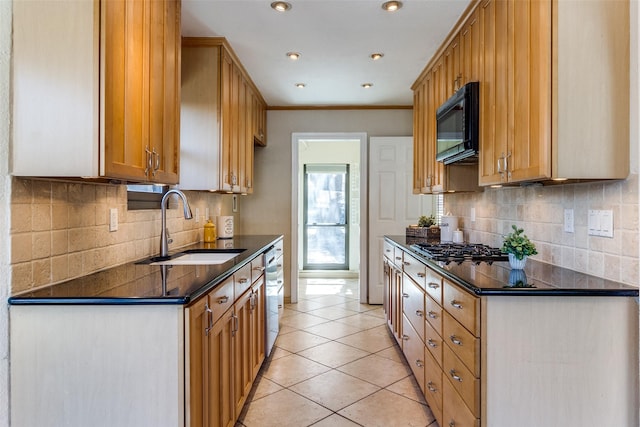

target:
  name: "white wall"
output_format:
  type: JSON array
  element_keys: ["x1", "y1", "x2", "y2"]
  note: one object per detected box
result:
[{"x1": 239, "y1": 109, "x2": 413, "y2": 299}]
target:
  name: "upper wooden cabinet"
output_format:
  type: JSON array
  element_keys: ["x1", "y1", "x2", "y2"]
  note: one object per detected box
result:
[
  {"x1": 12, "y1": 0, "x2": 181, "y2": 184},
  {"x1": 413, "y1": 0, "x2": 630, "y2": 188},
  {"x1": 180, "y1": 38, "x2": 266, "y2": 193}
]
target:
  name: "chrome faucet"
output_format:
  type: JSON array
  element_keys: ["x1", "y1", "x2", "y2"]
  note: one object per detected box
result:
[{"x1": 160, "y1": 189, "x2": 193, "y2": 258}]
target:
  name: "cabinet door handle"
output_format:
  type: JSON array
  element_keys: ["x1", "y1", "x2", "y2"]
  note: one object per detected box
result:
[
  {"x1": 497, "y1": 154, "x2": 503, "y2": 173},
  {"x1": 415, "y1": 310, "x2": 423, "y2": 317},
  {"x1": 403, "y1": 261, "x2": 410, "y2": 266},
  {"x1": 204, "y1": 303, "x2": 213, "y2": 336},
  {"x1": 395, "y1": 256, "x2": 402, "y2": 261},
  {"x1": 152, "y1": 148, "x2": 160, "y2": 175},
  {"x1": 402, "y1": 335, "x2": 410, "y2": 341},
  {"x1": 450, "y1": 335, "x2": 462, "y2": 346},
  {"x1": 428, "y1": 282, "x2": 440, "y2": 289},
  {"x1": 427, "y1": 311, "x2": 438, "y2": 319},
  {"x1": 450, "y1": 300, "x2": 463, "y2": 309},
  {"x1": 232, "y1": 313, "x2": 239, "y2": 336},
  {"x1": 427, "y1": 339, "x2": 438, "y2": 348},
  {"x1": 402, "y1": 293, "x2": 409, "y2": 298},
  {"x1": 218, "y1": 296, "x2": 229, "y2": 304},
  {"x1": 417, "y1": 272, "x2": 425, "y2": 278},
  {"x1": 239, "y1": 278, "x2": 248, "y2": 284},
  {"x1": 145, "y1": 146, "x2": 153, "y2": 175},
  {"x1": 449, "y1": 369, "x2": 463, "y2": 382},
  {"x1": 415, "y1": 360, "x2": 424, "y2": 368},
  {"x1": 250, "y1": 292, "x2": 256, "y2": 310},
  {"x1": 427, "y1": 381, "x2": 438, "y2": 393},
  {"x1": 449, "y1": 422, "x2": 456, "y2": 427}
]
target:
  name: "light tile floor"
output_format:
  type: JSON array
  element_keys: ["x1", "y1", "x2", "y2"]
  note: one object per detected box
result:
[{"x1": 236, "y1": 278, "x2": 439, "y2": 427}]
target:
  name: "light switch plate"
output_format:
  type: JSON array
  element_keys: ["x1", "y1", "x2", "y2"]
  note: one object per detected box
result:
[
  {"x1": 563, "y1": 209, "x2": 574, "y2": 233},
  {"x1": 588, "y1": 209, "x2": 614, "y2": 238},
  {"x1": 109, "y1": 208, "x2": 118, "y2": 232},
  {"x1": 470, "y1": 207, "x2": 476, "y2": 223}
]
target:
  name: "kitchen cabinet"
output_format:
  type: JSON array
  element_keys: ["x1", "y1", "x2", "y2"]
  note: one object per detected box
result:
[
  {"x1": 12, "y1": 0, "x2": 180, "y2": 184},
  {"x1": 384, "y1": 237, "x2": 638, "y2": 427},
  {"x1": 477, "y1": 0, "x2": 628, "y2": 185},
  {"x1": 383, "y1": 241, "x2": 403, "y2": 345},
  {"x1": 180, "y1": 37, "x2": 267, "y2": 193},
  {"x1": 187, "y1": 253, "x2": 266, "y2": 427}
]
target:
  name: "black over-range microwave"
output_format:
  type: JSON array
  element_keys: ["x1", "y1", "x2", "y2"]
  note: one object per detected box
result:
[{"x1": 435, "y1": 81, "x2": 479, "y2": 165}]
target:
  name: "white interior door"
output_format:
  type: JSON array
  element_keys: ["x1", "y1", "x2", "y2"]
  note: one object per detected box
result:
[{"x1": 368, "y1": 137, "x2": 435, "y2": 304}]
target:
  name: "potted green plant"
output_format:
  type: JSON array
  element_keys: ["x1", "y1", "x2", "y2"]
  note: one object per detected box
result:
[
  {"x1": 501, "y1": 225, "x2": 537, "y2": 269},
  {"x1": 406, "y1": 215, "x2": 439, "y2": 241},
  {"x1": 418, "y1": 215, "x2": 436, "y2": 228}
]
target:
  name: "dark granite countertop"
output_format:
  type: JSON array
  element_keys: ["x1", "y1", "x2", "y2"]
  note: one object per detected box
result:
[
  {"x1": 386, "y1": 235, "x2": 639, "y2": 297},
  {"x1": 9, "y1": 235, "x2": 283, "y2": 305}
]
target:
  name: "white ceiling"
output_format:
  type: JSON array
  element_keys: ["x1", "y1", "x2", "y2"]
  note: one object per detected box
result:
[{"x1": 181, "y1": 0, "x2": 471, "y2": 107}]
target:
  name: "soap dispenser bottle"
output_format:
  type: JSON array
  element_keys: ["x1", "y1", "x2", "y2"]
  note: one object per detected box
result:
[{"x1": 203, "y1": 219, "x2": 217, "y2": 243}]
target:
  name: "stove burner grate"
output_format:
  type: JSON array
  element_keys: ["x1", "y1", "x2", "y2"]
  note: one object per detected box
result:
[{"x1": 410, "y1": 242, "x2": 508, "y2": 265}]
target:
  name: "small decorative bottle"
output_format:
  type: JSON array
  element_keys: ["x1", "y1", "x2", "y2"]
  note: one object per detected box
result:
[{"x1": 203, "y1": 219, "x2": 217, "y2": 243}]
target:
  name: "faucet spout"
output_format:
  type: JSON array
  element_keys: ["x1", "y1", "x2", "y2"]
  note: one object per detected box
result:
[{"x1": 160, "y1": 189, "x2": 193, "y2": 258}]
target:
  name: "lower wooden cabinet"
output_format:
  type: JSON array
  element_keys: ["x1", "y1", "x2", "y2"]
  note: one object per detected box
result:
[{"x1": 187, "y1": 257, "x2": 266, "y2": 427}]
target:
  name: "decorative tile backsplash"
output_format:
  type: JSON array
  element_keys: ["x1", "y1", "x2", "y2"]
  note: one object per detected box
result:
[
  {"x1": 445, "y1": 174, "x2": 639, "y2": 286},
  {"x1": 10, "y1": 178, "x2": 232, "y2": 294}
]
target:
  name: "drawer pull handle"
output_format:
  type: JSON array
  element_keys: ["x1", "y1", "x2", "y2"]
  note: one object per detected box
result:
[
  {"x1": 239, "y1": 278, "x2": 249, "y2": 284},
  {"x1": 450, "y1": 300, "x2": 463, "y2": 309},
  {"x1": 428, "y1": 282, "x2": 440, "y2": 289},
  {"x1": 402, "y1": 293, "x2": 409, "y2": 298},
  {"x1": 395, "y1": 256, "x2": 402, "y2": 260},
  {"x1": 427, "y1": 339, "x2": 438, "y2": 348},
  {"x1": 385, "y1": 249, "x2": 391, "y2": 252},
  {"x1": 218, "y1": 296, "x2": 229, "y2": 304},
  {"x1": 253, "y1": 266, "x2": 265, "y2": 272},
  {"x1": 427, "y1": 311, "x2": 438, "y2": 319},
  {"x1": 449, "y1": 369, "x2": 463, "y2": 382},
  {"x1": 427, "y1": 381, "x2": 438, "y2": 392},
  {"x1": 404, "y1": 261, "x2": 410, "y2": 266},
  {"x1": 402, "y1": 335, "x2": 410, "y2": 341},
  {"x1": 415, "y1": 359, "x2": 424, "y2": 368},
  {"x1": 449, "y1": 422, "x2": 456, "y2": 427},
  {"x1": 450, "y1": 335, "x2": 462, "y2": 346},
  {"x1": 415, "y1": 310, "x2": 423, "y2": 317},
  {"x1": 417, "y1": 272, "x2": 425, "y2": 278}
]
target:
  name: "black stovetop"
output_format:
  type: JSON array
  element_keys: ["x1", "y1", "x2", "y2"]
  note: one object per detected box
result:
[{"x1": 410, "y1": 242, "x2": 508, "y2": 265}]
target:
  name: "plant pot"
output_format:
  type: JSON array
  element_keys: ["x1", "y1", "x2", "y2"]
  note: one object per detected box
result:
[
  {"x1": 508, "y1": 269, "x2": 528, "y2": 287},
  {"x1": 508, "y1": 253, "x2": 527, "y2": 270}
]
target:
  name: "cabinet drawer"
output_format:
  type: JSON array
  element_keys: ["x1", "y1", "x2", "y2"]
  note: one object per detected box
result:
[
  {"x1": 234, "y1": 263, "x2": 252, "y2": 297},
  {"x1": 443, "y1": 311, "x2": 480, "y2": 376},
  {"x1": 443, "y1": 278, "x2": 479, "y2": 336},
  {"x1": 425, "y1": 293, "x2": 442, "y2": 336},
  {"x1": 443, "y1": 344, "x2": 479, "y2": 417},
  {"x1": 402, "y1": 252, "x2": 426, "y2": 290},
  {"x1": 424, "y1": 267, "x2": 443, "y2": 305},
  {"x1": 209, "y1": 276, "x2": 234, "y2": 324},
  {"x1": 442, "y1": 374, "x2": 479, "y2": 427},
  {"x1": 401, "y1": 314, "x2": 425, "y2": 393},
  {"x1": 274, "y1": 239, "x2": 284, "y2": 256},
  {"x1": 393, "y1": 246, "x2": 404, "y2": 267},
  {"x1": 251, "y1": 255, "x2": 265, "y2": 284},
  {"x1": 424, "y1": 318, "x2": 443, "y2": 368},
  {"x1": 424, "y1": 343, "x2": 443, "y2": 413},
  {"x1": 402, "y1": 274, "x2": 425, "y2": 342},
  {"x1": 383, "y1": 241, "x2": 395, "y2": 260}
]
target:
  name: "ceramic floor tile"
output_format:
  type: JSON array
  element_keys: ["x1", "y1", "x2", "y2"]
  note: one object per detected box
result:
[
  {"x1": 280, "y1": 312, "x2": 330, "y2": 329},
  {"x1": 338, "y1": 389, "x2": 435, "y2": 427},
  {"x1": 307, "y1": 306, "x2": 359, "y2": 321},
  {"x1": 275, "y1": 329, "x2": 330, "y2": 353},
  {"x1": 290, "y1": 370, "x2": 380, "y2": 412},
  {"x1": 297, "y1": 341, "x2": 370, "y2": 368},
  {"x1": 310, "y1": 294, "x2": 356, "y2": 306},
  {"x1": 362, "y1": 307, "x2": 385, "y2": 319},
  {"x1": 287, "y1": 299, "x2": 326, "y2": 313},
  {"x1": 303, "y1": 321, "x2": 363, "y2": 340},
  {"x1": 340, "y1": 301, "x2": 381, "y2": 313},
  {"x1": 375, "y1": 345, "x2": 405, "y2": 364},
  {"x1": 336, "y1": 326, "x2": 396, "y2": 353},
  {"x1": 248, "y1": 375, "x2": 284, "y2": 401},
  {"x1": 334, "y1": 313, "x2": 387, "y2": 331},
  {"x1": 269, "y1": 346, "x2": 293, "y2": 360},
  {"x1": 386, "y1": 376, "x2": 427, "y2": 405},
  {"x1": 309, "y1": 414, "x2": 362, "y2": 427},
  {"x1": 262, "y1": 353, "x2": 331, "y2": 387},
  {"x1": 337, "y1": 354, "x2": 411, "y2": 388},
  {"x1": 278, "y1": 324, "x2": 299, "y2": 335},
  {"x1": 240, "y1": 389, "x2": 332, "y2": 427}
]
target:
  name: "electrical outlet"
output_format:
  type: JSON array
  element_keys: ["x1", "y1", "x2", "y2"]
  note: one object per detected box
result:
[
  {"x1": 205, "y1": 208, "x2": 210, "y2": 221},
  {"x1": 470, "y1": 207, "x2": 476, "y2": 222},
  {"x1": 109, "y1": 208, "x2": 118, "y2": 232},
  {"x1": 563, "y1": 209, "x2": 574, "y2": 233},
  {"x1": 195, "y1": 208, "x2": 200, "y2": 223},
  {"x1": 232, "y1": 195, "x2": 238, "y2": 213}
]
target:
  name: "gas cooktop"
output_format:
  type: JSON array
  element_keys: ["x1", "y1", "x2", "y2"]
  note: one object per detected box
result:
[{"x1": 410, "y1": 242, "x2": 508, "y2": 265}]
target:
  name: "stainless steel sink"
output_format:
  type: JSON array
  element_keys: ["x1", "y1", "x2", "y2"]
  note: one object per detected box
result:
[{"x1": 150, "y1": 252, "x2": 242, "y2": 266}]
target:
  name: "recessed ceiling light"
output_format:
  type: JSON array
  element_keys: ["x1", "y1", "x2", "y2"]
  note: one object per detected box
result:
[
  {"x1": 286, "y1": 52, "x2": 300, "y2": 60},
  {"x1": 370, "y1": 53, "x2": 384, "y2": 60},
  {"x1": 382, "y1": 1, "x2": 402, "y2": 12},
  {"x1": 271, "y1": 1, "x2": 292, "y2": 12},
  {"x1": 295, "y1": 83, "x2": 306, "y2": 88},
  {"x1": 361, "y1": 83, "x2": 373, "y2": 89}
]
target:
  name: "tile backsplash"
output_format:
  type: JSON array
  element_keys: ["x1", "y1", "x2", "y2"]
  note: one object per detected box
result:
[
  {"x1": 10, "y1": 178, "x2": 233, "y2": 294},
  {"x1": 445, "y1": 174, "x2": 639, "y2": 286}
]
